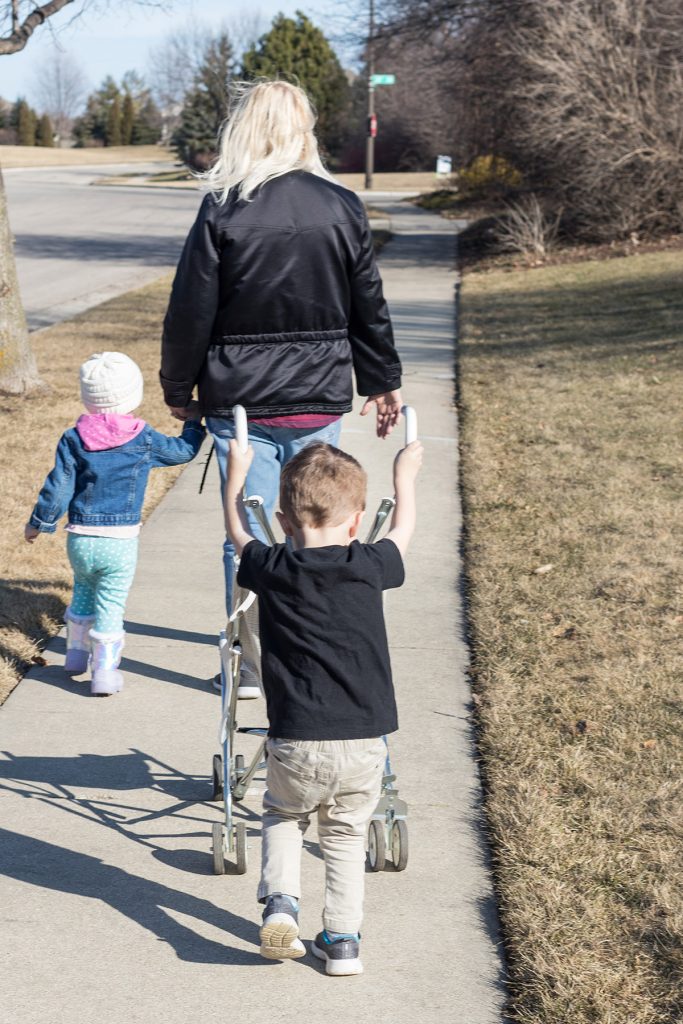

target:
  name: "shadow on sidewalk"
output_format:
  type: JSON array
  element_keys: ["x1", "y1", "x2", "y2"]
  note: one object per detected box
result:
[
  {"x1": 0, "y1": 747, "x2": 262, "y2": 853},
  {"x1": 21, "y1": 651, "x2": 216, "y2": 697},
  {"x1": 125, "y1": 621, "x2": 217, "y2": 647},
  {"x1": 0, "y1": 827, "x2": 269, "y2": 965}
]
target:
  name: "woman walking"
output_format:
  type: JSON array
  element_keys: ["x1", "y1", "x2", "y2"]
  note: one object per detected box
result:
[{"x1": 160, "y1": 80, "x2": 402, "y2": 689}]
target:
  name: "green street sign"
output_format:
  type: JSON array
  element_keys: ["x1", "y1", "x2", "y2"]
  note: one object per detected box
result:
[{"x1": 371, "y1": 74, "x2": 395, "y2": 86}]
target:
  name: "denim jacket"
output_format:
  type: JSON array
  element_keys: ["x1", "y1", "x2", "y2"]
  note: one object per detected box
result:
[{"x1": 29, "y1": 421, "x2": 205, "y2": 533}]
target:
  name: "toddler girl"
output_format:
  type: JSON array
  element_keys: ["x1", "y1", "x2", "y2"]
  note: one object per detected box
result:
[{"x1": 25, "y1": 351, "x2": 205, "y2": 696}]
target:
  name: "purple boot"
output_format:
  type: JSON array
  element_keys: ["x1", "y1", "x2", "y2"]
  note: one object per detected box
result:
[
  {"x1": 64, "y1": 608, "x2": 94, "y2": 675},
  {"x1": 89, "y1": 631, "x2": 125, "y2": 696}
]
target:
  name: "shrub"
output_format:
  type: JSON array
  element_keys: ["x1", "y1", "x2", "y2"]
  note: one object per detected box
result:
[
  {"x1": 495, "y1": 194, "x2": 562, "y2": 262},
  {"x1": 458, "y1": 155, "x2": 522, "y2": 196}
]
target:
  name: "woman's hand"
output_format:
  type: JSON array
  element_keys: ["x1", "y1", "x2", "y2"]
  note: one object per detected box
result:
[
  {"x1": 24, "y1": 524, "x2": 39, "y2": 543},
  {"x1": 169, "y1": 406, "x2": 191, "y2": 421},
  {"x1": 360, "y1": 390, "x2": 403, "y2": 439}
]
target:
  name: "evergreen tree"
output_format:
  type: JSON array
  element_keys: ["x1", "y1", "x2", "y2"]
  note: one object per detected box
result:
[
  {"x1": 121, "y1": 93, "x2": 134, "y2": 145},
  {"x1": 106, "y1": 93, "x2": 122, "y2": 146},
  {"x1": 74, "y1": 74, "x2": 162, "y2": 148},
  {"x1": 73, "y1": 76, "x2": 121, "y2": 147},
  {"x1": 37, "y1": 113, "x2": 54, "y2": 147},
  {"x1": 174, "y1": 32, "x2": 234, "y2": 168},
  {"x1": 241, "y1": 13, "x2": 351, "y2": 160},
  {"x1": 131, "y1": 96, "x2": 162, "y2": 144},
  {"x1": 14, "y1": 99, "x2": 37, "y2": 145}
]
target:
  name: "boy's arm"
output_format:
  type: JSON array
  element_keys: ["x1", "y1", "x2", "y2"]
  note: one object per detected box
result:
[
  {"x1": 384, "y1": 440, "x2": 423, "y2": 558},
  {"x1": 224, "y1": 439, "x2": 256, "y2": 558}
]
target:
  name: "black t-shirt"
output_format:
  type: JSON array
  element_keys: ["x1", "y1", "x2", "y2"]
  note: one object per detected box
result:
[{"x1": 237, "y1": 538, "x2": 405, "y2": 740}]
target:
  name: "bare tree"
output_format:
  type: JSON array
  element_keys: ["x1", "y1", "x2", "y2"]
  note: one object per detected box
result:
[
  {"x1": 352, "y1": 29, "x2": 461, "y2": 171},
  {"x1": 230, "y1": 9, "x2": 266, "y2": 64},
  {"x1": 148, "y1": 20, "x2": 211, "y2": 115},
  {"x1": 505, "y1": 0, "x2": 683, "y2": 239},
  {"x1": 0, "y1": 1, "x2": 167, "y2": 395},
  {"x1": 149, "y1": 12, "x2": 265, "y2": 140},
  {"x1": 376, "y1": 0, "x2": 683, "y2": 240},
  {"x1": 31, "y1": 49, "x2": 88, "y2": 141},
  {"x1": 0, "y1": 0, "x2": 75, "y2": 55}
]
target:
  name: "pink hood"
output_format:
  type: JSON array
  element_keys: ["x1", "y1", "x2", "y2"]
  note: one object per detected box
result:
[{"x1": 76, "y1": 413, "x2": 146, "y2": 452}]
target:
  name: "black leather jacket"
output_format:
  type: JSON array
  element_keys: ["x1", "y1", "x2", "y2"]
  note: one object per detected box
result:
[{"x1": 160, "y1": 171, "x2": 401, "y2": 417}]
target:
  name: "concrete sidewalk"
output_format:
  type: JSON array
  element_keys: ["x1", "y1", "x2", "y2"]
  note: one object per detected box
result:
[{"x1": 0, "y1": 205, "x2": 506, "y2": 1023}]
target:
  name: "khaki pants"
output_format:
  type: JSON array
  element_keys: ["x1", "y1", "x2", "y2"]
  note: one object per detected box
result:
[{"x1": 258, "y1": 737, "x2": 386, "y2": 935}]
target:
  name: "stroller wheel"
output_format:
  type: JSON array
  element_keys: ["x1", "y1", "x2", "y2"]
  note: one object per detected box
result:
[
  {"x1": 367, "y1": 819, "x2": 386, "y2": 872},
  {"x1": 211, "y1": 754, "x2": 223, "y2": 801},
  {"x1": 212, "y1": 822, "x2": 226, "y2": 875},
  {"x1": 235, "y1": 821, "x2": 248, "y2": 874},
  {"x1": 391, "y1": 819, "x2": 409, "y2": 871}
]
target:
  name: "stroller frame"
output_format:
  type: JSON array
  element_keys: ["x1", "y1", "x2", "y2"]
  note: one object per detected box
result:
[{"x1": 210, "y1": 406, "x2": 415, "y2": 875}]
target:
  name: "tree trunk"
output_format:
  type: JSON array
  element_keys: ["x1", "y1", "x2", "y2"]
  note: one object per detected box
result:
[{"x1": 0, "y1": 169, "x2": 44, "y2": 394}]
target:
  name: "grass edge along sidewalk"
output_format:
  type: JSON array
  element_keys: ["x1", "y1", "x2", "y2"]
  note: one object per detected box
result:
[
  {"x1": 0, "y1": 275, "x2": 187, "y2": 705},
  {"x1": 458, "y1": 249, "x2": 682, "y2": 1023}
]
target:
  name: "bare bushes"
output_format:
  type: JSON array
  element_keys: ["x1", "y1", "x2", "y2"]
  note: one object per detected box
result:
[
  {"x1": 496, "y1": 195, "x2": 562, "y2": 262},
  {"x1": 382, "y1": 0, "x2": 683, "y2": 242},
  {"x1": 506, "y1": 0, "x2": 683, "y2": 240}
]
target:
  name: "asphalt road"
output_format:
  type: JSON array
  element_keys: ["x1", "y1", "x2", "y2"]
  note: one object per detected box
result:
[
  {"x1": 4, "y1": 163, "x2": 421, "y2": 331},
  {"x1": 4, "y1": 163, "x2": 201, "y2": 330}
]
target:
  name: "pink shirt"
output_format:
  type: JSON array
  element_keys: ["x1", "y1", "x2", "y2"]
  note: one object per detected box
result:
[{"x1": 250, "y1": 414, "x2": 341, "y2": 429}]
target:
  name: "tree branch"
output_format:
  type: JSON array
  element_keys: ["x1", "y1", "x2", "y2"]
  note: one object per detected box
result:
[{"x1": 0, "y1": 0, "x2": 75, "y2": 55}]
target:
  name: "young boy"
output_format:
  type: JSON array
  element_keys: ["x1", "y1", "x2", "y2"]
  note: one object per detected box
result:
[{"x1": 225, "y1": 437, "x2": 422, "y2": 976}]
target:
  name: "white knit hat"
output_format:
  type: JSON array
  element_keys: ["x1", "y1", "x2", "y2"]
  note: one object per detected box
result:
[{"x1": 80, "y1": 352, "x2": 143, "y2": 415}]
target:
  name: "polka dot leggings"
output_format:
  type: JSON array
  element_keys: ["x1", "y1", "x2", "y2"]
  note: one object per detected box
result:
[{"x1": 67, "y1": 534, "x2": 138, "y2": 635}]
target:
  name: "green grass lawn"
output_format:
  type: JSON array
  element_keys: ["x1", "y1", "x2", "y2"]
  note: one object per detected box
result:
[{"x1": 459, "y1": 250, "x2": 683, "y2": 1023}]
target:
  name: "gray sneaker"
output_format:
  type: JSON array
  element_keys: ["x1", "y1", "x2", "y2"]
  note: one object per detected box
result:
[
  {"x1": 211, "y1": 659, "x2": 261, "y2": 700},
  {"x1": 311, "y1": 931, "x2": 363, "y2": 976},
  {"x1": 259, "y1": 896, "x2": 305, "y2": 960}
]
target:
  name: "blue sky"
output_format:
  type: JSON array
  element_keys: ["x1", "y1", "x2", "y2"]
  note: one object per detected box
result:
[{"x1": 1, "y1": 0, "x2": 359, "y2": 105}]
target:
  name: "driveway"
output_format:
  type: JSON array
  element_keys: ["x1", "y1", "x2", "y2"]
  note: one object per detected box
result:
[{"x1": 4, "y1": 163, "x2": 200, "y2": 330}]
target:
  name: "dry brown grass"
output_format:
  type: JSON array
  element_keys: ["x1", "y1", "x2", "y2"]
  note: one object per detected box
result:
[
  {"x1": 94, "y1": 171, "x2": 440, "y2": 193},
  {"x1": 336, "y1": 171, "x2": 443, "y2": 192},
  {"x1": 0, "y1": 145, "x2": 172, "y2": 169},
  {"x1": 0, "y1": 275, "x2": 191, "y2": 704},
  {"x1": 459, "y1": 251, "x2": 683, "y2": 1022}
]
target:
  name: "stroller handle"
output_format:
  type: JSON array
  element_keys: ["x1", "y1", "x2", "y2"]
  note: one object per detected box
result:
[
  {"x1": 234, "y1": 401, "x2": 417, "y2": 448},
  {"x1": 232, "y1": 405, "x2": 249, "y2": 453},
  {"x1": 402, "y1": 405, "x2": 418, "y2": 445}
]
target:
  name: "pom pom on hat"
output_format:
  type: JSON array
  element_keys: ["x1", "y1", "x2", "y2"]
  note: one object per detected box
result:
[{"x1": 80, "y1": 352, "x2": 143, "y2": 415}]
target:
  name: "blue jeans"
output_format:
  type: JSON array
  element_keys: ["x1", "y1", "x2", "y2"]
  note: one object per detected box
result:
[{"x1": 207, "y1": 418, "x2": 342, "y2": 614}]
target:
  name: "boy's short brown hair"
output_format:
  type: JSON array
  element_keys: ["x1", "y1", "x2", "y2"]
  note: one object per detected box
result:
[{"x1": 279, "y1": 443, "x2": 367, "y2": 528}]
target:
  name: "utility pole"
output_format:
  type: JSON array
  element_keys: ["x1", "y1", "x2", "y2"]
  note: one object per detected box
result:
[{"x1": 364, "y1": 0, "x2": 376, "y2": 191}]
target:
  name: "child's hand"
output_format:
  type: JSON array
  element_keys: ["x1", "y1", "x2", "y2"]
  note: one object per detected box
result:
[
  {"x1": 24, "y1": 524, "x2": 40, "y2": 543},
  {"x1": 394, "y1": 441, "x2": 424, "y2": 487},
  {"x1": 227, "y1": 439, "x2": 254, "y2": 487},
  {"x1": 184, "y1": 400, "x2": 202, "y2": 421}
]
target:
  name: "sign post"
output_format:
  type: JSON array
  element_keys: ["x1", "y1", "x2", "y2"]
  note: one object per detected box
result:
[
  {"x1": 364, "y1": 2, "x2": 396, "y2": 191},
  {"x1": 364, "y1": 0, "x2": 376, "y2": 191}
]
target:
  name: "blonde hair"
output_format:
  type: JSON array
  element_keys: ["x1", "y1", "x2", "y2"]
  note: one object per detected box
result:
[
  {"x1": 280, "y1": 443, "x2": 367, "y2": 528},
  {"x1": 202, "y1": 79, "x2": 336, "y2": 203}
]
